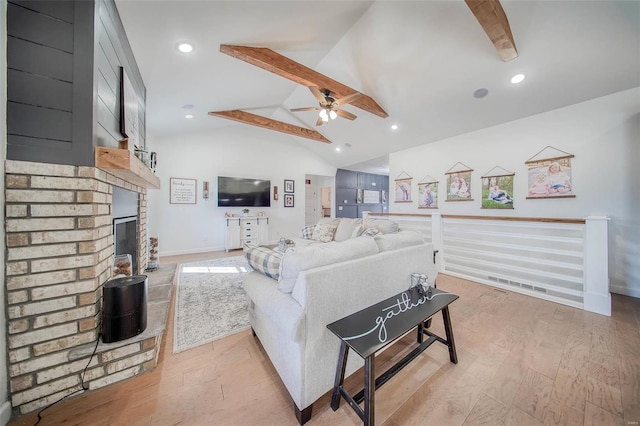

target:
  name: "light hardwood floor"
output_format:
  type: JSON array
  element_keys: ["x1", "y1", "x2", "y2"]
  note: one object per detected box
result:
[{"x1": 9, "y1": 250, "x2": 640, "y2": 426}]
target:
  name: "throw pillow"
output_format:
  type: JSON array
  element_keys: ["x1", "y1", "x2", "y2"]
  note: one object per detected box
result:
[
  {"x1": 244, "y1": 246, "x2": 283, "y2": 280},
  {"x1": 362, "y1": 227, "x2": 380, "y2": 237},
  {"x1": 333, "y1": 218, "x2": 362, "y2": 242},
  {"x1": 351, "y1": 224, "x2": 364, "y2": 238},
  {"x1": 301, "y1": 225, "x2": 316, "y2": 239},
  {"x1": 311, "y1": 223, "x2": 337, "y2": 242}
]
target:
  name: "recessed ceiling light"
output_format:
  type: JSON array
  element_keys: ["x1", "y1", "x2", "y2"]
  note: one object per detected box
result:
[
  {"x1": 335, "y1": 147, "x2": 341, "y2": 152},
  {"x1": 510, "y1": 74, "x2": 525, "y2": 84},
  {"x1": 473, "y1": 88, "x2": 489, "y2": 99},
  {"x1": 177, "y1": 42, "x2": 194, "y2": 53},
  {"x1": 391, "y1": 124, "x2": 399, "y2": 130},
  {"x1": 185, "y1": 114, "x2": 194, "y2": 119}
]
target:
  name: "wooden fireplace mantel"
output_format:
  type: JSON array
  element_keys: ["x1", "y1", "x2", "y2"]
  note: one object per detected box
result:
[{"x1": 95, "y1": 147, "x2": 160, "y2": 189}]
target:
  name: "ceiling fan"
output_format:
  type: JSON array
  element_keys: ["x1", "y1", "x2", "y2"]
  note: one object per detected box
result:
[{"x1": 290, "y1": 87, "x2": 362, "y2": 126}]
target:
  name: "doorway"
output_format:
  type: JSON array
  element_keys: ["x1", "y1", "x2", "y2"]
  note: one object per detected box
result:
[{"x1": 305, "y1": 174, "x2": 334, "y2": 226}]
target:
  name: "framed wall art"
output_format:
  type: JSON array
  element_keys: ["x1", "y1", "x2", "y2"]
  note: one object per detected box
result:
[
  {"x1": 363, "y1": 190, "x2": 380, "y2": 204},
  {"x1": 445, "y1": 162, "x2": 473, "y2": 202},
  {"x1": 481, "y1": 166, "x2": 514, "y2": 209},
  {"x1": 418, "y1": 175, "x2": 438, "y2": 209},
  {"x1": 394, "y1": 171, "x2": 413, "y2": 203},
  {"x1": 284, "y1": 179, "x2": 295, "y2": 193},
  {"x1": 526, "y1": 146, "x2": 575, "y2": 199},
  {"x1": 170, "y1": 178, "x2": 197, "y2": 204},
  {"x1": 284, "y1": 193, "x2": 294, "y2": 207}
]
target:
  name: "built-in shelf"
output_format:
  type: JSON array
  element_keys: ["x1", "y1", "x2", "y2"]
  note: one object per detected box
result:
[{"x1": 95, "y1": 147, "x2": 160, "y2": 189}]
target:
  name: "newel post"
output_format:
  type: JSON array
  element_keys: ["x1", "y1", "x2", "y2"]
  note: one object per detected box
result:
[
  {"x1": 583, "y1": 216, "x2": 611, "y2": 316},
  {"x1": 431, "y1": 213, "x2": 444, "y2": 272}
]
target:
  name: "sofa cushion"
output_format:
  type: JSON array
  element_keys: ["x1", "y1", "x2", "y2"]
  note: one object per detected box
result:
[
  {"x1": 333, "y1": 218, "x2": 362, "y2": 242},
  {"x1": 244, "y1": 245, "x2": 283, "y2": 280},
  {"x1": 277, "y1": 236, "x2": 379, "y2": 293},
  {"x1": 317, "y1": 218, "x2": 340, "y2": 226},
  {"x1": 364, "y1": 218, "x2": 399, "y2": 234},
  {"x1": 301, "y1": 225, "x2": 316, "y2": 239},
  {"x1": 374, "y1": 230, "x2": 424, "y2": 252},
  {"x1": 311, "y1": 223, "x2": 337, "y2": 242}
]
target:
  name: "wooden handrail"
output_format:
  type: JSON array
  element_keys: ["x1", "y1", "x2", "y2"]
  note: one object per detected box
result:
[{"x1": 366, "y1": 212, "x2": 585, "y2": 224}]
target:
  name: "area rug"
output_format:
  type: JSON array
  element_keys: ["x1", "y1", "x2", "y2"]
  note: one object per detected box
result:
[{"x1": 173, "y1": 256, "x2": 253, "y2": 353}]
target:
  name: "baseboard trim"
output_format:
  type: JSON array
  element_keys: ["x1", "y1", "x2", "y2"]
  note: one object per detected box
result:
[
  {"x1": 0, "y1": 400, "x2": 12, "y2": 425},
  {"x1": 160, "y1": 246, "x2": 226, "y2": 257},
  {"x1": 610, "y1": 284, "x2": 640, "y2": 299}
]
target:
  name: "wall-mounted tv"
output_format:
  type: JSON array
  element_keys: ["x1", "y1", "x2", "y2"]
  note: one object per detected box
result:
[{"x1": 217, "y1": 176, "x2": 271, "y2": 207}]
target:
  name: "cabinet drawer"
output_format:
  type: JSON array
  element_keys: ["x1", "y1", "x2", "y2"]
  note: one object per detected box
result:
[
  {"x1": 241, "y1": 219, "x2": 257, "y2": 227},
  {"x1": 242, "y1": 238, "x2": 257, "y2": 246}
]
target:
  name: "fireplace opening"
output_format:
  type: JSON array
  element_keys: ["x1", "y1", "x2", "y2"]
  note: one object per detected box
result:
[{"x1": 113, "y1": 216, "x2": 138, "y2": 274}]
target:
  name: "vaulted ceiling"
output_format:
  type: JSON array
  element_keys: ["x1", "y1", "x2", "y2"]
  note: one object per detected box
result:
[{"x1": 115, "y1": 0, "x2": 640, "y2": 174}]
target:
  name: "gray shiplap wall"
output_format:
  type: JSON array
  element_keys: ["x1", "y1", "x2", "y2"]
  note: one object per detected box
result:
[
  {"x1": 6, "y1": 0, "x2": 145, "y2": 166},
  {"x1": 335, "y1": 169, "x2": 389, "y2": 218}
]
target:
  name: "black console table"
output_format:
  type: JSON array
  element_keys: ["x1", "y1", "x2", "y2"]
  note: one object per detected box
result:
[{"x1": 327, "y1": 287, "x2": 459, "y2": 425}]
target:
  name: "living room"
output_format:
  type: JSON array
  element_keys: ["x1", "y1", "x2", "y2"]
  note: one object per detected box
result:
[{"x1": 2, "y1": 0, "x2": 639, "y2": 425}]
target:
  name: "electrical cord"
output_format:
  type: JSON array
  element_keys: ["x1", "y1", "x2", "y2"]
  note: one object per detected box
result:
[{"x1": 34, "y1": 334, "x2": 101, "y2": 425}]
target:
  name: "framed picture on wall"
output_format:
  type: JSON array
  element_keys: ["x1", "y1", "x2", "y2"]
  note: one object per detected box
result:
[
  {"x1": 481, "y1": 166, "x2": 514, "y2": 209},
  {"x1": 445, "y1": 162, "x2": 474, "y2": 202},
  {"x1": 284, "y1": 179, "x2": 294, "y2": 193},
  {"x1": 418, "y1": 175, "x2": 438, "y2": 209},
  {"x1": 394, "y1": 172, "x2": 412, "y2": 203},
  {"x1": 525, "y1": 146, "x2": 575, "y2": 199},
  {"x1": 284, "y1": 194, "x2": 294, "y2": 207}
]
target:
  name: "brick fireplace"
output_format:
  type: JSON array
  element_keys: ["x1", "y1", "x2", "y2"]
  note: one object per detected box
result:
[{"x1": 4, "y1": 159, "x2": 159, "y2": 414}]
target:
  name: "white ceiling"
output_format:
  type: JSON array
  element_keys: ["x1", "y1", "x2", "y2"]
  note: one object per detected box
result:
[{"x1": 115, "y1": 0, "x2": 640, "y2": 175}]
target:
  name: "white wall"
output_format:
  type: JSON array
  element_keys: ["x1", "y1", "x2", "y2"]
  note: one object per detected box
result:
[
  {"x1": 148, "y1": 125, "x2": 336, "y2": 255},
  {"x1": 1, "y1": 0, "x2": 11, "y2": 422},
  {"x1": 389, "y1": 88, "x2": 640, "y2": 297}
]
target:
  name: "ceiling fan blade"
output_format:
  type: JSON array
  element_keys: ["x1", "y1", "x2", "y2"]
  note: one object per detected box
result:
[
  {"x1": 336, "y1": 109, "x2": 357, "y2": 120},
  {"x1": 334, "y1": 92, "x2": 362, "y2": 107},
  {"x1": 290, "y1": 107, "x2": 321, "y2": 112},
  {"x1": 309, "y1": 86, "x2": 327, "y2": 104},
  {"x1": 316, "y1": 116, "x2": 325, "y2": 126}
]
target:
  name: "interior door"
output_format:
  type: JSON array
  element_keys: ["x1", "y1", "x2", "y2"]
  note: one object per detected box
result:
[{"x1": 305, "y1": 178, "x2": 319, "y2": 226}]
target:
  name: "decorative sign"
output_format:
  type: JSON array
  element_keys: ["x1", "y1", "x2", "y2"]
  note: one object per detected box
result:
[
  {"x1": 481, "y1": 166, "x2": 514, "y2": 209},
  {"x1": 526, "y1": 146, "x2": 575, "y2": 199},
  {"x1": 342, "y1": 290, "x2": 450, "y2": 343},
  {"x1": 170, "y1": 178, "x2": 197, "y2": 204}
]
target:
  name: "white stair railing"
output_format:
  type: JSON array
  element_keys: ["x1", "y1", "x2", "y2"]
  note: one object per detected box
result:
[{"x1": 363, "y1": 212, "x2": 610, "y2": 316}]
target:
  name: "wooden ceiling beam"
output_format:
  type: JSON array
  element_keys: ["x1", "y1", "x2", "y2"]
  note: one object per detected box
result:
[
  {"x1": 220, "y1": 44, "x2": 388, "y2": 118},
  {"x1": 465, "y1": 0, "x2": 518, "y2": 62},
  {"x1": 208, "y1": 110, "x2": 331, "y2": 144}
]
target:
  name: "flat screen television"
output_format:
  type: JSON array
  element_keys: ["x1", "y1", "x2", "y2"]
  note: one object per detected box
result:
[{"x1": 217, "y1": 176, "x2": 271, "y2": 207}]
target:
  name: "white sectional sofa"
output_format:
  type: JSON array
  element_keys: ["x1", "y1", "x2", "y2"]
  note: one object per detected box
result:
[{"x1": 243, "y1": 218, "x2": 436, "y2": 424}]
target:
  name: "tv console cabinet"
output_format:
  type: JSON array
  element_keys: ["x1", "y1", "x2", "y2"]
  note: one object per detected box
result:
[{"x1": 224, "y1": 216, "x2": 269, "y2": 251}]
